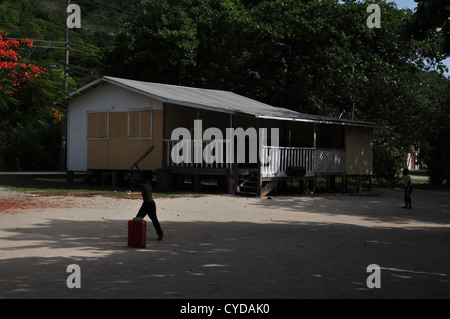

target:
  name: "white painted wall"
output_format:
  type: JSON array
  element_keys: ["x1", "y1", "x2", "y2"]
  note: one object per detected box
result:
[{"x1": 67, "y1": 82, "x2": 163, "y2": 171}]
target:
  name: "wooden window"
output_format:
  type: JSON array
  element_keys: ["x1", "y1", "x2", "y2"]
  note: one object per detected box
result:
[
  {"x1": 87, "y1": 111, "x2": 109, "y2": 140},
  {"x1": 128, "y1": 109, "x2": 152, "y2": 140}
]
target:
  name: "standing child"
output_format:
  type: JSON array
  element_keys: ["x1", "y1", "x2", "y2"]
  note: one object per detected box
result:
[{"x1": 402, "y1": 168, "x2": 413, "y2": 209}]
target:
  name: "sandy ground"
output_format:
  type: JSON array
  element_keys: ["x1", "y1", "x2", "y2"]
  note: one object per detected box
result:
[{"x1": 0, "y1": 187, "x2": 450, "y2": 299}]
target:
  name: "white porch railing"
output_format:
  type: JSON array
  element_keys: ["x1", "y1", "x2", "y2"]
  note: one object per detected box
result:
[
  {"x1": 260, "y1": 146, "x2": 346, "y2": 178},
  {"x1": 164, "y1": 139, "x2": 232, "y2": 169},
  {"x1": 164, "y1": 140, "x2": 345, "y2": 177},
  {"x1": 260, "y1": 146, "x2": 314, "y2": 177}
]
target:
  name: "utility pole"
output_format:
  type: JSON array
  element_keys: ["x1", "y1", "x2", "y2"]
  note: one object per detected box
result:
[
  {"x1": 60, "y1": 0, "x2": 70, "y2": 171},
  {"x1": 65, "y1": 0, "x2": 70, "y2": 91}
]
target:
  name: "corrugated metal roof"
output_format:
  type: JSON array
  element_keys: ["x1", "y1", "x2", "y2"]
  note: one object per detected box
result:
[{"x1": 72, "y1": 76, "x2": 382, "y2": 128}]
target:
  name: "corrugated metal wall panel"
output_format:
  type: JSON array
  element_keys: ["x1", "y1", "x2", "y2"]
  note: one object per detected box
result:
[
  {"x1": 97, "y1": 112, "x2": 108, "y2": 138},
  {"x1": 129, "y1": 111, "x2": 140, "y2": 138},
  {"x1": 109, "y1": 112, "x2": 127, "y2": 138},
  {"x1": 87, "y1": 113, "x2": 97, "y2": 138},
  {"x1": 140, "y1": 110, "x2": 151, "y2": 138},
  {"x1": 345, "y1": 126, "x2": 374, "y2": 175}
]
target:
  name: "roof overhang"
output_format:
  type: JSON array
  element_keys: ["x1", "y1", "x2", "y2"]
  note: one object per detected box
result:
[
  {"x1": 255, "y1": 114, "x2": 383, "y2": 128},
  {"x1": 70, "y1": 76, "x2": 383, "y2": 129}
]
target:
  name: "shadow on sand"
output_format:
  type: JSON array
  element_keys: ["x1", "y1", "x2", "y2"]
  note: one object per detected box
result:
[{"x1": 1, "y1": 203, "x2": 450, "y2": 299}]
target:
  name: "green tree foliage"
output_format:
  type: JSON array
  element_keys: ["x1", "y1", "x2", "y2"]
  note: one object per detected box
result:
[
  {"x1": 0, "y1": 0, "x2": 140, "y2": 170},
  {"x1": 0, "y1": 29, "x2": 66, "y2": 170},
  {"x1": 106, "y1": 0, "x2": 199, "y2": 83},
  {"x1": 414, "y1": 71, "x2": 450, "y2": 185},
  {"x1": 402, "y1": 0, "x2": 450, "y2": 55},
  {"x1": 0, "y1": 115, "x2": 62, "y2": 170},
  {"x1": 0, "y1": 0, "x2": 140, "y2": 87},
  {"x1": 1, "y1": 0, "x2": 449, "y2": 183}
]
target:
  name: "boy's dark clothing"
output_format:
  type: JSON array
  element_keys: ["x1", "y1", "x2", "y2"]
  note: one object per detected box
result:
[
  {"x1": 129, "y1": 173, "x2": 163, "y2": 239},
  {"x1": 139, "y1": 182, "x2": 153, "y2": 202},
  {"x1": 403, "y1": 171, "x2": 413, "y2": 209},
  {"x1": 404, "y1": 185, "x2": 412, "y2": 208},
  {"x1": 136, "y1": 200, "x2": 163, "y2": 237}
]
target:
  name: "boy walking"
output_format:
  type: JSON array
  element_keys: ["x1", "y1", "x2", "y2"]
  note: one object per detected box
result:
[{"x1": 128, "y1": 167, "x2": 164, "y2": 240}]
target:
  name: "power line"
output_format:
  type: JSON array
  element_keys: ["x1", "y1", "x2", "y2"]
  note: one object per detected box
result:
[
  {"x1": 67, "y1": 68, "x2": 99, "y2": 78},
  {"x1": 32, "y1": 45, "x2": 66, "y2": 50},
  {"x1": 79, "y1": 0, "x2": 131, "y2": 15},
  {"x1": 70, "y1": 64, "x2": 98, "y2": 72},
  {"x1": 20, "y1": 43, "x2": 99, "y2": 55},
  {"x1": 4, "y1": 37, "x2": 99, "y2": 52},
  {"x1": 70, "y1": 42, "x2": 99, "y2": 50},
  {"x1": 4, "y1": 38, "x2": 65, "y2": 45},
  {"x1": 71, "y1": 48, "x2": 99, "y2": 56},
  {"x1": 38, "y1": 61, "x2": 100, "y2": 78}
]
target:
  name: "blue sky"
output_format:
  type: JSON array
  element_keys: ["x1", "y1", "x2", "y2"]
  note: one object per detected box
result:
[{"x1": 393, "y1": 0, "x2": 417, "y2": 10}]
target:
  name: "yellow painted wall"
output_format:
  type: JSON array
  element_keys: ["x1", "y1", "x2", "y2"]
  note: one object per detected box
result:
[
  {"x1": 87, "y1": 110, "x2": 163, "y2": 170},
  {"x1": 345, "y1": 126, "x2": 374, "y2": 175},
  {"x1": 87, "y1": 140, "x2": 108, "y2": 169}
]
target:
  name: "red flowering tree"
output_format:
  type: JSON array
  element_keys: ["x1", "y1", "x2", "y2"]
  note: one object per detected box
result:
[
  {"x1": 0, "y1": 30, "x2": 63, "y2": 122},
  {"x1": 0, "y1": 30, "x2": 65, "y2": 170}
]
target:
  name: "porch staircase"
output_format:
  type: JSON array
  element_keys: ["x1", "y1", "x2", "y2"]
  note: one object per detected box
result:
[
  {"x1": 236, "y1": 171, "x2": 277, "y2": 197},
  {"x1": 236, "y1": 171, "x2": 258, "y2": 196}
]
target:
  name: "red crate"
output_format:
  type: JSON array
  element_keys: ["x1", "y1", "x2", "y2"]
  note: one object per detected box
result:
[{"x1": 128, "y1": 220, "x2": 146, "y2": 248}]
